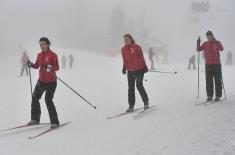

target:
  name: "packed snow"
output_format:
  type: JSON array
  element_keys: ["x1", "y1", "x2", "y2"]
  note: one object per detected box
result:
[
  {"x1": 1, "y1": 0, "x2": 235, "y2": 154},
  {"x1": 0, "y1": 49, "x2": 235, "y2": 155}
]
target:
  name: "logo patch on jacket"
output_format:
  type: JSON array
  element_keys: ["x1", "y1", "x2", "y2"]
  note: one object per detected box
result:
[
  {"x1": 44, "y1": 56, "x2": 49, "y2": 63},
  {"x1": 130, "y1": 48, "x2": 135, "y2": 54}
]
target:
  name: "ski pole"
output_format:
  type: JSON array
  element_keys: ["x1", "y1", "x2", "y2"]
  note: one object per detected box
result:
[
  {"x1": 197, "y1": 36, "x2": 201, "y2": 98},
  {"x1": 197, "y1": 52, "x2": 200, "y2": 98},
  {"x1": 221, "y1": 76, "x2": 227, "y2": 100},
  {"x1": 218, "y1": 63, "x2": 227, "y2": 100},
  {"x1": 28, "y1": 64, "x2": 33, "y2": 98},
  {"x1": 149, "y1": 70, "x2": 178, "y2": 74},
  {"x1": 54, "y1": 74, "x2": 97, "y2": 109},
  {"x1": 218, "y1": 57, "x2": 227, "y2": 100},
  {"x1": 213, "y1": 40, "x2": 227, "y2": 100}
]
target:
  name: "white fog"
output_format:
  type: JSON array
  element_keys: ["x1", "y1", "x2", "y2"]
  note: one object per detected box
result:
[{"x1": 0, "y1": 0, "x2": 235, "y2": 155}]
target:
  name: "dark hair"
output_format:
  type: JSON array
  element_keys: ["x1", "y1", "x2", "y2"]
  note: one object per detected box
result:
[
  {"x1": 123, "y1": 33, "x2": 135, "y2": 44},
  {"x1": 39, "y1": 37, "x2": 51, "y2": 46},
  {"x1": 206, "y1": 30, "x2": 213, "y2": 37}
]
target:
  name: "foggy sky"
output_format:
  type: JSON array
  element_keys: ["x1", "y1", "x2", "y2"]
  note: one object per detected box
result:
[{"x1": 0, "y1": 0, "x2": 234, "y2": 57}]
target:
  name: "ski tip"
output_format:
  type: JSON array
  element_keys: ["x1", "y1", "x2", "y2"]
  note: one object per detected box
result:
[
  {"x1": 66, "y1": 121, "x2": 72, "y2": 124},
  {"x1": 174, "y1": 71, "x2": 178, "y2": 74},
  {"x1": 59, "y1": 121, "x2": 72, "y2": 127}
]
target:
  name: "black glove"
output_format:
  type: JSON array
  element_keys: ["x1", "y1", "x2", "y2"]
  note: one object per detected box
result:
[
  {"x1": 27, "y1": 60, "x2": 33, "y2": 67},
  {"x1": 122, "y1": 66, "x2": 127, "y2": 75},
  {"x1": 143, "y1": 66, "x2": 148, "y2": 73},
  {"x1": 197, "y1": 37, "x2": 201, "y2": 46}
]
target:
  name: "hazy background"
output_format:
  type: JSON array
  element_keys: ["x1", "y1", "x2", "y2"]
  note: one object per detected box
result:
[
  {"x1": 0, "y1": 2, "x2": 235, "y2": 154},
  {"x1": 0, "y1": 0, "x2": 234, "y2": 60}
]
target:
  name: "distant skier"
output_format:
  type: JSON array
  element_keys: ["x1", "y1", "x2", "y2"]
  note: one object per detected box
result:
[
  {"x1": 25, "y1": 37, "x2": 60, "y2": 129},
  {"x1": 20, "y1": 51, "x2": 29, "y2": 76},
  {"x1": 197, "y1": 31, "x2": 224, "y2": 101},
  {"x1": 188, "y1": 55, "x2": 196, "y2": 70},
  {"x1": 148, "y1": 47, "x2": 155, "y2": 70},
  {"x1": 162, "y1": 48, "x2": 169, "y2": 64},
  {"x1": 68, "y1": 54, "x2": 74, "y2": 69},
  {"x1": 192, "y1": 1, "x2": 197, "y2": 13},
  {"x1": 121, "y1": 34, "x2": 149, "y2": 112},
  {"x1": 61, "y1": 55, "x2": 67, "y2": 69},
  {"x1": 226, "y1": 50, "x2": 232, "y2": 65}
]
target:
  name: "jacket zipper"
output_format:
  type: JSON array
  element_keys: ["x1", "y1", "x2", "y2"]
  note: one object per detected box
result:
[{"x1": 42, "y1": 53, "x2": 46, "y2": 82}]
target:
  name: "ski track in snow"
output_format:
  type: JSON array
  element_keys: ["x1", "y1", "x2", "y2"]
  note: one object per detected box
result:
[{"x1": 0, "y1": 49, "x2": 235, "y2": 155}]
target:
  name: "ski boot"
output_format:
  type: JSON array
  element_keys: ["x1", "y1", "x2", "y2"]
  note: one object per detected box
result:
[
  {"x1": 27, "y1": 120, "x2": 39, "y2": 126},
  {"x1": 126, "y1": 107, "x2": 134, "y2": 113},
  {"x1": 144, "y1": 103, "x2": 150, "y2": 110},
  {"x1": 51, "y1": 123, "x2": 59, "y2": 129},
  {"x1": 214, "y1": 97, "x2": 220, "y2": 102},
  {"x1": 207, "y1": 97, "x2": 213, "y2": 102}
]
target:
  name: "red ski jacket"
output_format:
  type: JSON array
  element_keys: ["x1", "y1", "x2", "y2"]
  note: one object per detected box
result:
[
  {"x1": 122, "y1": 44, "x2": 147, "y2": 72},
  {"x1": 197, "y1": 40, "x2": 224, "y2": 64},
  {"x1": 31, "y1": 50, "x2": 59, "y2": 83}
]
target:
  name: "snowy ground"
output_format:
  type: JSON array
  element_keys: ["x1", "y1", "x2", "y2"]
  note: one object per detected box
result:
[{"x1": 0, "y1": 49, "x2": 235, "y2": 155}]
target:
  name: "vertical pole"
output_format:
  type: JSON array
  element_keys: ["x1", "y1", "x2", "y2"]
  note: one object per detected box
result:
[
  {"x1": 213, "y1": 40, "x2": 227, "y2": 100},
  {"x1": 197, "y1": 52, "x2": 200, "y2": 98},
  {"x1": 28, "y1": 65, "x2": 33, "y2": 98}
]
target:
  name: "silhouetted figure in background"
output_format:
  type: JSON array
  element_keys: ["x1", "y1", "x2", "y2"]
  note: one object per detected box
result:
[
  {"x1": 148, "y1": 47, "x2": 155, "y2": 70},
  {"x1": 20, "y1": 51, "x2": 29, "y2": 76},
  {"x1": 162, "y1": 49, "x2": 169, "y2": 64},
  {"x1": 61, "y1": 55, "x2": 67, "y2": 69},
  {"x1": 188, "y1": 55, "x2": 196, "y2": 70},
  {"x1": 226, "y1": 51, "x2": 233, "y2": 65},
  {"x1": 68, "y1": 54, "x2": 74, "y2": 69}
]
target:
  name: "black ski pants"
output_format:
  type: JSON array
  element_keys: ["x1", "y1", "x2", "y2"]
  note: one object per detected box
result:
[
  {"x1": 31, "y1": 81, "x2": 59, "y2": 125},
  {"x1": 127, "y1": 72, "x2": 149, "y2": 108},
  {"x1": 205, "y1": 64, "x2": 223, "y2": 98}
]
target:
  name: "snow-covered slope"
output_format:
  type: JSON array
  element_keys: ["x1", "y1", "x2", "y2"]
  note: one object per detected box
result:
[{"x1": 0, "y1": 49, "x2": 235, "y2": 155}]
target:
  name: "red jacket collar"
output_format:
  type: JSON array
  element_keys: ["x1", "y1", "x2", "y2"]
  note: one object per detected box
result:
[
  {"x1": 41, "y1": 49, "x2": 52, "y2": 54},
  {"x1": 125, "y1": 43, "x2": 136, "y2": 48}
]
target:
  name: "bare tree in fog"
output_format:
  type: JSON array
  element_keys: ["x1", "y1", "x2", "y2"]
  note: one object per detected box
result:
[
  {"x1": 109, "y1": 4, "x2": 126, "y2": 48},
  {"x1": 139, "y1": 10, "x2": 150, "y2": 51},
  {"x1": 126, "y1": 20, "x2": 136, "y2": 37}
]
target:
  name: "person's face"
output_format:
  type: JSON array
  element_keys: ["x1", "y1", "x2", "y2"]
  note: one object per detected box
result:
[
  {"x1": 40, "y1": 41, "x2": 49, "y2": 52},
  {"x1": 124, "y1": 36, "x2": 132, "y2": 45},
  {"x1": 207, "y1": 35, "x2": 214, "y2": 41}
]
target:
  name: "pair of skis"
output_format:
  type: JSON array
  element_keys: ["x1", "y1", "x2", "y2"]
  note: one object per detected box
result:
[
  {"x1": 0, "y1": 122, "x2": 71, "y2": 140},
  {"x1": 195, "y1": 98, "x2": 226, "y2": 106},
  {"x1": 107, "y1": 105, "x2": 158, "y2": 120},
  {"x1": 2, "y1": 106, "x2": 157, "y2": 139},
  {"x1": 29, "y1": 122, "x2": 71, "y2": 139}
]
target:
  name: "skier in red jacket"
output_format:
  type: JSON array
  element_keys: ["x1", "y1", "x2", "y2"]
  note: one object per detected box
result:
[
  {"x1": 197, "y1": 31, "x2": 224, "y2": 101},
  {"x1": 26, "y1": 37, "x2": 60, "y2": 128},
  {"x1": 122, "y1": 34, "x2": 149, "y2": 112}
]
